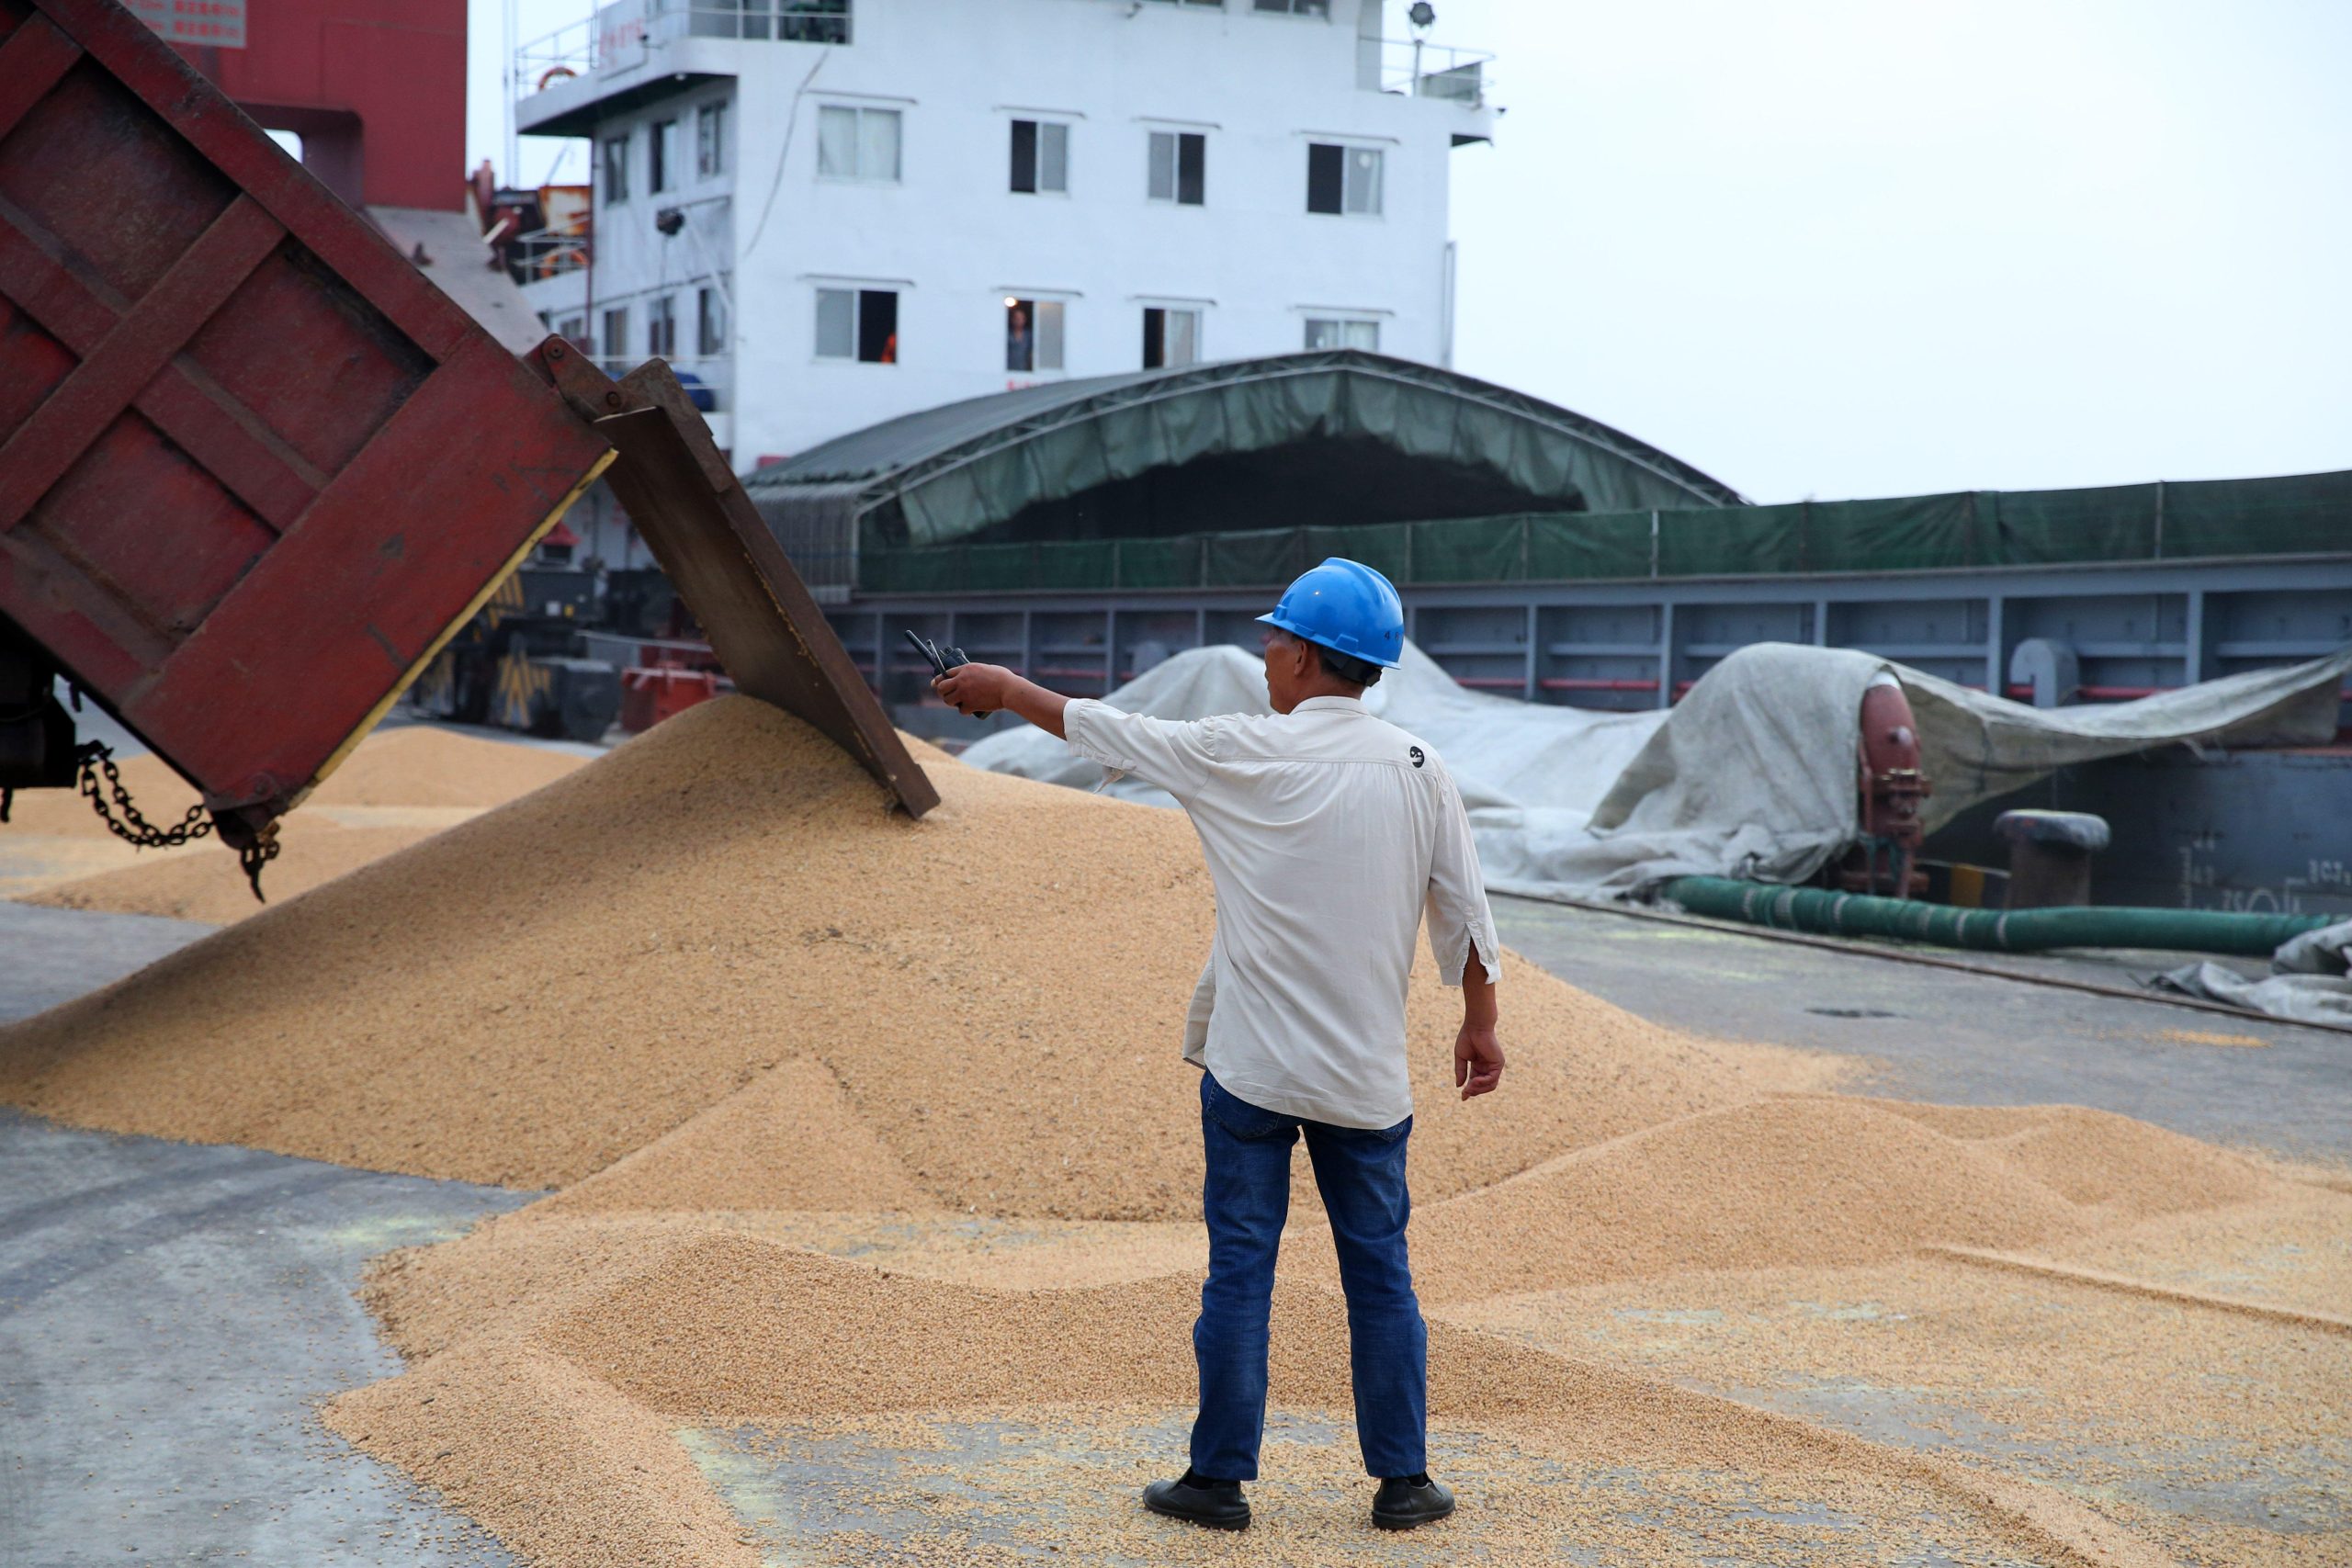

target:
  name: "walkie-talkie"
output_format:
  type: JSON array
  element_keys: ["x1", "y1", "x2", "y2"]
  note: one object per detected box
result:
[{"x1": 904, "y1": 628, "x2": 991, "y2": 719}]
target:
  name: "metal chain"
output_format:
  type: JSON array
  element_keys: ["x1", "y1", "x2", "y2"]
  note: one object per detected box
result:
[
  {"x1": 74, "y1": 740, "x2": 280, "y2": 901},
  {"x1": 235, "y1": 832, "x2": 281, "y2": 904},
  {"x1": 75, "y1": 741, "x2": 214, "y2": 849}
]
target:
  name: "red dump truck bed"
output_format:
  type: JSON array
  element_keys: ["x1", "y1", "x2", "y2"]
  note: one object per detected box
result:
[{"x1": 0, "y1": 0, "x2": 613, "y2": 846}]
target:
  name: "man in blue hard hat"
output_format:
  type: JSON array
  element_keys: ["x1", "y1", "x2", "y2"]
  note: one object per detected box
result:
[{"x1": 933, "y1": 557, "x2": 1503, "y2": 1535}]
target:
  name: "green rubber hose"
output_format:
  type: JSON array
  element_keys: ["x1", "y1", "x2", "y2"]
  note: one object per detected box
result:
[{"x1": 1660, "y1": 876, "x2": 2334, "y2": 956}]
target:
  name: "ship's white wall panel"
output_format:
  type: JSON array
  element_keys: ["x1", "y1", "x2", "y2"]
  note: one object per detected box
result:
[{"x1": 530, "y1": 0, "x2": 1488, "y2": 465}]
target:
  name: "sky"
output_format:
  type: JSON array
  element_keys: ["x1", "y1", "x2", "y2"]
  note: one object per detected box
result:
[{"x1": 467, "y1": 1, "x2": 2352, "y2": 504}]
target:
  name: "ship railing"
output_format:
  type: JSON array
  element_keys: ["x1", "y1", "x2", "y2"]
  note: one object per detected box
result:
[
  {"x1": 1375, "y1": 38, "x2": 1493, "y2": 107},
  {"x1": 517, "y1": 1, "x2": 851, "y2": 96},
  {"x1": 505, "y1": 224, "x2": 589, "y2": 281}
]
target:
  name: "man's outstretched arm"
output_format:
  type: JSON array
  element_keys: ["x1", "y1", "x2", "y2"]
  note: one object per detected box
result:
[
  {"x1": 936, "y1": 666, "x2": 1215, "y2": 802},
  {"x1": 934, "y1": 663, "x2": 1068, "y2": 739}
]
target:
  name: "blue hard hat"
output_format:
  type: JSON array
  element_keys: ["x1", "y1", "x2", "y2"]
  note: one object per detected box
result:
[{"x1": 1257, "y1": 557, "x2": 1405, "y2": 669}]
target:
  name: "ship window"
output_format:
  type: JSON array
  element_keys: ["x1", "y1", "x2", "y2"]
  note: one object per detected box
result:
[
  {"x1": 696, "y1": 100, "x2": 728, "y2": 178},
  {"x1": 697, "y1": 288, "x2": 726, "y2": 355},
  {"x1": 600, "y1": 306, "x2": 628, "y2": 363},
  {"x1": 647, "y1": 295, "x2": 677, "y2": 357},
  {"x1": 1148, "y1": 130, "x2": 1204, "y2": 205},
  {"x1": 1010, "y1": 119, "x2": 1069, "y2": 195},
  {"x1": 818, "y1": 105, "x2": 901, "y2": 182},
  {"x1": 1346, "y1": 146, "x2": 1383, "y2": 213},
  {"x1": 1307, "y1": 142, "x2": 1381, "y2": 215},
  {"x1": 1004, "y1": 298, "x2": 1065, "y2": 373},
  {"x1": 710, "y1": 0, "x2": 854, "y2": 41},
  {"x1": 602, "y1": 133, "x2": 629, "y2": 202},
  {"x1": 1142, "y1": 306, "x2": 1199, "y2": 369},
  {"x1": 649, "y1": 118, "x2": 677, "y2": 194},
  {"x1": 775, "y1": 0, "x2": 854, "y2": 41},
  {"x1": 1304, "y1": 317, "x2": 1378, "y2": 352},
  {"x1": 817, "y1": 288, "x2": 899, "y2": 363},
  {"x1": 1254, "y1": 0, "x2": 1329, "y2": 13}
]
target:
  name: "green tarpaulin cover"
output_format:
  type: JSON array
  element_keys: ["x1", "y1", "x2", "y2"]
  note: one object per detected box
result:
[{"x1": 860, "y1": 469, "x2": 2348, "y2": 594}]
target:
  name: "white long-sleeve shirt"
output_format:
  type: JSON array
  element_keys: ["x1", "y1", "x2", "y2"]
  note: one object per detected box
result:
[{"x1": 1062, "y1": 693, "x2": 1499, "y2": 1130}]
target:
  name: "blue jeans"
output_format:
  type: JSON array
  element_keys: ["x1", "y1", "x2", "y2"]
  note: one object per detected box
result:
[{"x1": 1191, "y1": 1070, "x2": 1427, "y2": 1482}]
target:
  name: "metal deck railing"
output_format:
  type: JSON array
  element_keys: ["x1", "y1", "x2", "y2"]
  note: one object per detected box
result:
[
  {"x1": 518, "y1": 0, "x2": 850, "y2": 93},
  {"x1": 1375, "y1": 38, "x2": 1493, "y2": 107}
]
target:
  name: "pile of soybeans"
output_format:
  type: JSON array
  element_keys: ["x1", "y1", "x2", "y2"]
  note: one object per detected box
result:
[
  {"x1": 3, "y1": 696, "x2": 2344, "y2": 1568},
  {"x1": 6, "y1": 724, "x2": 586, "y2": 915}
]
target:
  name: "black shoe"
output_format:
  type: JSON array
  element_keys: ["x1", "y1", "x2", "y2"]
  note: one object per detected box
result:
[
  {"x1": 1143, "y1": 1472, "x2": 1251, "y2": 1531},
  {"x1": 1372, "y1": 1473, "x2": 1454, "y2": 1530}
]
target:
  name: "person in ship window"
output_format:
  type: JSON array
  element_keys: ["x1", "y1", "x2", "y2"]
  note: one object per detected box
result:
[{"x1": 1006, "y1": 303, "x2": 1034, "y2": 374}]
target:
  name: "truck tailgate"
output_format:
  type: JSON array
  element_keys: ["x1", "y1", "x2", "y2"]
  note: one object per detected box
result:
[{"x1": 0, "y1": 0, "x2": 612, "y2": 843}]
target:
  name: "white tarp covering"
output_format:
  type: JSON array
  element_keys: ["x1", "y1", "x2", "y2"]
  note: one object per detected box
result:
[
  {"x1": 2154, "y1": 921, "x2": 2352, "y2": 1025},
  {"x1": 960, "y1": 639, "x2": 2352, "y2": 902}
]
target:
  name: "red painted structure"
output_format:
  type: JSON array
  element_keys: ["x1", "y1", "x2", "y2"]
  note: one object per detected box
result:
[
  {"x1": 618, "y1": 664, "x2": 718, "y2": 734},
  {"x1": 1838, "y1": 681, "x2": 1931, "y2": 897},
  {"x1": 0, "y1": 0, "x2": 939, "y2": 889},
  {"x1": 167, "y1": 0, "x2": 465, "y2": 211},
  {"x1": 0, "y1": 0, "x2": 610, "y2": 849}
]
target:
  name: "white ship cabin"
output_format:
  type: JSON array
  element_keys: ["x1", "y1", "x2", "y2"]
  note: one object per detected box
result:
[{"x1": 513, "y1": 0, "x2": 1496, "y2": 465}]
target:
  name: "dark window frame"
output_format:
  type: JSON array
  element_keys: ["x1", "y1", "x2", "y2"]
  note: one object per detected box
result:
[
  {"x1": 1004, "y1": 297, "x2": 1064, "y2": 373},
  {"x1": 856, "y1": 289, "x2": 898, "y2": 363},
  {"x1": 1306, "y1": 141, "x2": 1343, "y2": 214},
  {"x1": 1177, "y1": 131, "x2": 1204, "y2": 205},
  {"x1": 1148, "y1": 130, "x2": 1206, "y2": 206},
  {"x1": 697, "y1": 287, "x2": 725, "y2": 356},
  {"x1": 818, "y1": 287, "x2": 899, "y2": 364},
  {"x1": 1009, "y1": 118, "x2": 1069, "y2": 195},
  {"x1": 1141, "y1": 305, "x2": 1199, "y2": 369},
  {"x1": 649, "y1": 118, "x2": 675, "y2": 194},
  {"x1": 1011, "y1": 119, "x2": 1038, "y2": 194},
  {"x1": 602, "y1": 133, "x2": 629, "y2": 203},
  {"x1": 1307, "y1": 141, "x2": 1382, "y2": 216},
  {"x1": 695, "y1": 100, "x2": 727, "y2": 178}
]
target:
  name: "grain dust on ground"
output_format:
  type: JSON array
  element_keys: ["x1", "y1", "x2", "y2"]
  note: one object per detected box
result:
[
  {"x1": 4, "y1": 694, "x2": 2341, "y2": 1568},
  {"x1": 1449, "y1": 1248, "x2": 2352, "y2": 1567}
]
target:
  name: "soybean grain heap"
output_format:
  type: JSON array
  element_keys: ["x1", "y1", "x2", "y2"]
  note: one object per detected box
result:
[{"x1": 3, "y1": 696, "x2": 2341, "y2": 1568}]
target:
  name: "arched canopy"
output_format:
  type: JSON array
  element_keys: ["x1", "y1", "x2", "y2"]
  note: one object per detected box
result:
[{"x1": 747, "y1": 351, "x2": 1743, "y2": 554}]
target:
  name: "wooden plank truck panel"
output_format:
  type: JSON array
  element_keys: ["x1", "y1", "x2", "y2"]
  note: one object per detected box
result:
[
  {"x1": 533, "y1": 344, "x2": 940, "y2": 818},
  {"x1": 0, "y1": 0, "x2": 613, "y2": 845}
]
